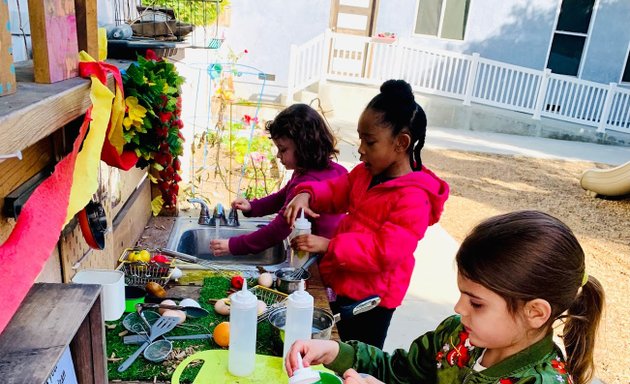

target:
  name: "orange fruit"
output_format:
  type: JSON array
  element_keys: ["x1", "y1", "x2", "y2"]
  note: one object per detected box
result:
[{"x1": 213, "y1": 321, "x2": 230, "y2": 347}]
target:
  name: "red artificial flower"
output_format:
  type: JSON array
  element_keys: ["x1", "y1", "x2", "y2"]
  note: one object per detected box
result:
[
  {"x1": 145, "y1": 49, "x2": 158, "y2": 61},
  {"x1": 551, "y1": 359, "x2": 567, "y2": 374},
  {"x1": 445, "y1": 331, "x2": 471, "y2": 368},
  {"x1": 244, "y1": 49, "x2": 248, "y2": 54},
  {"x1": 499, "y1": 379, "x2": 514, "y2": 384},
  {"x1": 159, "y1": 112, "x2": 173, "y2": 123},
  {"x1": 155, "y1": 125, "x2": 169, "y2": 138}
]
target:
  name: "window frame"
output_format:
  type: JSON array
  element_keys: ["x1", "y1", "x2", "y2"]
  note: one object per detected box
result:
[
  {"x1": 544, "y1": 0, "x2": 599, "y2": 78},
  {"x1": 620, "y1": 41, "x2": 630, "y2": 84},
  {"x1": 412, "y1": 0, "x2": 469, "y2": 41}
]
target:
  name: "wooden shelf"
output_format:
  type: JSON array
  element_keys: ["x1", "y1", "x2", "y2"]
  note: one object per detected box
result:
[
  {"x1": 0, "y1": 283, "x2": 107, "y2": 384},
  {"x1": 0, "y1": 60, "x2": 127, "y2": 157}
]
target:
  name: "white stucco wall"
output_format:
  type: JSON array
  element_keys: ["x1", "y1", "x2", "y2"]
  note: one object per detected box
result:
[{"x1": 224, "y1": 0, "x2": 331, "y2": 88}]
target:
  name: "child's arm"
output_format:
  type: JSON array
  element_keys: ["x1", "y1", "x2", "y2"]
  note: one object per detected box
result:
[
  {"x1": 329, "y1": 189, "x2": 430, "y2": 273},
  {"x1": 325, "y1": 317, "x2": 460, "y2": 383},
  {"x1": 245, "y1": 184, "x2": 290, "y2": 217},
  {"x1": 296, "y1": 173, "x2": 352, "y2": 214}
]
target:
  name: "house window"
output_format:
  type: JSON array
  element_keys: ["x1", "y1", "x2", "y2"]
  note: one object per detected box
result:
[
  {"x1": 546, "y1": 0, "x2": 595, "y2": 76},
  {"x1": 623, "y1": 50, "x2": 630, "y2": 83},
  {"x1": 414, "y1": 0, "x2": 470, "y2": 40}
]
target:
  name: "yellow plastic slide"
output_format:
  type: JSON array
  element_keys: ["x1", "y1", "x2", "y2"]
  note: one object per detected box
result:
[{"x1": 580, "y1": 160, "x2": 630, "y2": 197}]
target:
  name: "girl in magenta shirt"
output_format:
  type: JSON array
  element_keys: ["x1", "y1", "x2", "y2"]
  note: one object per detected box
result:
[{"x1": 210, "y1": 104, "x2": 347, "y2": 256}]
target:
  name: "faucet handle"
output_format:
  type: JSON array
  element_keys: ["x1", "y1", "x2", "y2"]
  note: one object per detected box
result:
[{"x1": 227, "y1": 207, "x2": 240, "y2": 227}]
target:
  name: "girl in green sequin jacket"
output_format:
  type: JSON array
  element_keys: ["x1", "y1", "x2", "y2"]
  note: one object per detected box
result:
[{"x1": 286, "y1": 211, "x2": 605, "y2": 384}]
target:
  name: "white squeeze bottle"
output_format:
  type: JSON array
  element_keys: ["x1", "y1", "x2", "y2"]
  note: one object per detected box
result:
[
  {"x1": 292, "y1": 209, "x2": 312, "y2": 269},
  {"x1": 283, "y1": 280, "x2": 314, "y2": 363},
  {"x1": 228, "y1": 280, "x2": 257, "y2": 377}
]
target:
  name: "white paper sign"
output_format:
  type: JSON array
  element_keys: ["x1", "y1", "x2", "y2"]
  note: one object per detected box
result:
[{"x1": 46, "y1": 346, "x2": 78, "y2": 384}]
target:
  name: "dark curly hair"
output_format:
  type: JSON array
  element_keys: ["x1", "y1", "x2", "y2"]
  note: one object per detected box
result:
[
  {"x1": 365, "y1": 79, "x2": 427, "y2": 170},
  {"x1": 265, "y1": 104, "x2": 338, "y2": 170}
]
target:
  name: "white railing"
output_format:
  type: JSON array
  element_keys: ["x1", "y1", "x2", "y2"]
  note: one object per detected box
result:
[{"x1": 288, "y1": 31, "x2": 630, "y2": 134}]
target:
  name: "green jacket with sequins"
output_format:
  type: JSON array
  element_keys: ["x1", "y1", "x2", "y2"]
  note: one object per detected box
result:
[{"x1": 326, "y1": 315, "x2": 574, "y2": 384}]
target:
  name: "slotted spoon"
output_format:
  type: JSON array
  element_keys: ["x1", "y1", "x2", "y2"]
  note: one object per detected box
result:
[{"x1": 118, "y1": 315, "x2": 180, "y2": 372}]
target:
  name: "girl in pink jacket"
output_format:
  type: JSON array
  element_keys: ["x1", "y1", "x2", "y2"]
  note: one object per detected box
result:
[{"x1": 285, "y1": 80, "x2": 449, "y2": 348}]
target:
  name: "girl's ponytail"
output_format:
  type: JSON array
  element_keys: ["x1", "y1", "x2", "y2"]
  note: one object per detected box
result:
[
  {"x1": 562, "y1": 275, "x2": 605, "y2": 384},
  {"x1": 409, "y1": 104, "x2": 427, "y2": 171}
]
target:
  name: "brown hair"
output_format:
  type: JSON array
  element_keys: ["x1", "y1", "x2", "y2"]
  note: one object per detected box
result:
[
  {"x1": 265, "y1": 103, "x2": 338, "y2": 170},
  {"x1": 456, "y1": 210, "x2": 605, "y2": 384}
]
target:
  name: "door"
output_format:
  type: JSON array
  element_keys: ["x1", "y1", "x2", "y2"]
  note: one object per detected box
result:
[{"x1": 328, "y1": 0, "x2": 379, "y2": 78}]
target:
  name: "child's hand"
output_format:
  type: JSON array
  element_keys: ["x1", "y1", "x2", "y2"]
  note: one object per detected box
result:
[
  {"x1": 285, "y1": 339, "x2": 340, "y2": 377},
  {"x1": 284, "y1": 193, "x2": 319, "y2": 226},
  {"x1": 210, "y1": 239, "x2": 230, "y2": 256},
  {"x1": 343, "y1": 369, "x2": 383, "y2": 384},
  {"x1": 291, "y1": 234, "x2": 330, "y2": 254},
  {"x1": 231, "y1": 197, "x2": 251, "y2": 213}
]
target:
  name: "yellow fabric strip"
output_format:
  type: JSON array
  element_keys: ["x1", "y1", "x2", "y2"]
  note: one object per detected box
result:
[{"x1": 64, "y1": 77, "x2": 114, "y2": 224}]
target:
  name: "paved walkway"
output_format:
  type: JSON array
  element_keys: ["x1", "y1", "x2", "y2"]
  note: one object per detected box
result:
[{"x1": 331, "y1": 119, "x2": 629, "y2": 382}]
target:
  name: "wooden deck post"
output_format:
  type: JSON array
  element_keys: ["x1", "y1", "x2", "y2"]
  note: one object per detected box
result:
[
  {"x1": 0, "y1": 1, "x2": 17, "y2": 96},
  {"x1": 27, "y1": 0, "x2": 79, "y2": 83}
]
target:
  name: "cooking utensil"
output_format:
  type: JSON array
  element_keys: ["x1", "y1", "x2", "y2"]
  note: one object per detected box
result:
[
  {"x1": 268, "y1": 306, "x2": 335, "y2": 355},
  {"x1": 333, "y1": 295, "x2": 381, "y2": 323},
  {"x1": 274, "y1": 267, "x2": 311, "y2": 294},
  {"x1": 78, "y1": 199, "x2": 107, "y2": 249},
  {"x1": 117, "y1": 315, "x2": 180, "y2": 372},
  {"x1": 267, "y1": 296, "x2": 381, "y2": 355},
  {"x1": 122, "y1": 310, "x2": 161, "y2": 333},
  {"x1": 286, "y1": 253, "x2": 320, "y2": 280},
  {"x1": 140, "y1": 302, "x2": 210, "y2": 318},
  {"x1": 143, "y1": 339, "x2": 173, "y2": 363},
  {"x1": 124, "y1": 333, "x2": 213, "y2": 345},
  {"x1": 157, "y1": 248, "x2": 235, "y2": 279}
]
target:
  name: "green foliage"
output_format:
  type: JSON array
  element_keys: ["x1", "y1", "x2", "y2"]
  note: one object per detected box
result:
[{"x1": 122, "y1": 52, "x2": 186, "y2": 210}]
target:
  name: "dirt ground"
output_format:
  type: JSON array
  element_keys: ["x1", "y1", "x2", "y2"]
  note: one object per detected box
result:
[{"x1": 422, "y1": 148, "x2": 629, "y2": 384}]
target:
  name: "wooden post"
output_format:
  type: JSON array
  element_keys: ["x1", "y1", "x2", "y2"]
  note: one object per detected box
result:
[
  {"x1": 27, "y1": 0, "x2": 79, "y2": 83},
  {"x1": 74, "y1": 0, "x2": 99, "y2": 59},
  {"x1": 0, "y1": 1, "x2": 16, "y2": 96}
]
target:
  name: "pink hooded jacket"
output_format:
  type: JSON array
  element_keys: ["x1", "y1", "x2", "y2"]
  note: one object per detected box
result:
[{"x1": 295, "y1": 163, "x2": 449, "y2": 309}]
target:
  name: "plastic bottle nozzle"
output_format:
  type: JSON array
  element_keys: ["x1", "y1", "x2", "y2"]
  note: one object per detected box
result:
[{"x1": 299, "y1": 279, "x2": 305, "y2": 292}]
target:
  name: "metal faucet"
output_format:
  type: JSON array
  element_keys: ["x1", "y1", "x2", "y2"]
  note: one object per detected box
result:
[
  {"x1": 188, "y1": 198, "x2": 211, "y2": 225},
  {"x1": 211, "y1": 203, "x2": 240, "y2": 227},
  {"x1": 188, "y1": 199, "x2": 240, "y2": 227}
]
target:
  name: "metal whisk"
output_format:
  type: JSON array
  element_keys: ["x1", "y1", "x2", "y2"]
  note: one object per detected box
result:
[{"x1": 287, "y1": 253, "x2": 320, "y2": 280}]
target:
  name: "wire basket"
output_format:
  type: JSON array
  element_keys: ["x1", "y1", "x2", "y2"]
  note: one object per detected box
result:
[
  {"x1": 249, "y1": 285, "x2": 287, "y2": 306},
  {"x1": 117, "y1": 248, "x2": 174, "y2": 287},
  {"x1": 249, "y1": 285, "x2": 288, "y2": 323}
]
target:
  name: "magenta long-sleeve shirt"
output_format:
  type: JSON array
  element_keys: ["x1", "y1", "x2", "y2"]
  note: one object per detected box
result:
[{"x1": 228, "y1": 161, "x2": 348, "y2": 255}]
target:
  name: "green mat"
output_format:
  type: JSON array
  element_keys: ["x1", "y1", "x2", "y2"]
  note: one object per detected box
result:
[{"x1": 106, "y1": 275, "x2": 276, "y2": 382}]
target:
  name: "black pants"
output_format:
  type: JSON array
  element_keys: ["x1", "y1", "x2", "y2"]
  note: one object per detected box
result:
[{"x1": 330, "y1": 296, "x2": 395, "y2": 349}]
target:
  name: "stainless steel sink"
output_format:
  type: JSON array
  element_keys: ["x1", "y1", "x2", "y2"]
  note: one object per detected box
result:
[{"x1": 165, "y1": 216, "x2": 288, "y2": 266}]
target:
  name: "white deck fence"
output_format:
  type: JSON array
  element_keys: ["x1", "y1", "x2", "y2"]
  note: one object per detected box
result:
[{"x1": 287, "y1": 31, "x2": 630, "y2": 135}]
